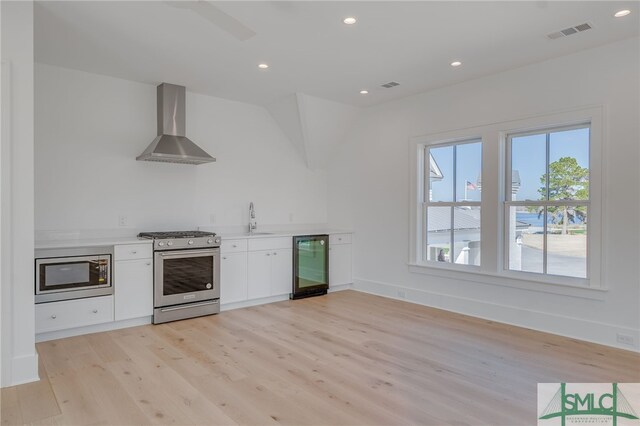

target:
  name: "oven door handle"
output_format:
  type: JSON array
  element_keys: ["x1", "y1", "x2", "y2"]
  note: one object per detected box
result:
[
  {"x1": 159, "y1": 250, "x2": 218, "y2": 257},
  {"x1": 159, "y1": 300, "x2": 219, "y2": 313}
]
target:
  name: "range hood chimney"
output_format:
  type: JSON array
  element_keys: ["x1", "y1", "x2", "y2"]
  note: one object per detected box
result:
[{"x1": 137, "y1": 83, "x2": 215, "y2": 165}]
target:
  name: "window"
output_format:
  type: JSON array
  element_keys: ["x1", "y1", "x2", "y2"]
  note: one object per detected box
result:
[
  {"x1": 410, "y1": 107, "x2": 601, "y2": 293},
  {"x1": 506, "y1": 124, "x2": 590, "y2": 279},
  {"x1": 424, "y1": 139, "x2": 482, "y2": 266}
]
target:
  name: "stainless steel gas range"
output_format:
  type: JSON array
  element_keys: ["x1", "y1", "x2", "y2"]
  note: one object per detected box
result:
[{"x1": 138, "y1": 231, "x2": 221, "y2": 324}]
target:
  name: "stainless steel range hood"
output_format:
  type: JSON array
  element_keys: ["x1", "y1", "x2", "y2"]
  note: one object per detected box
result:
[{"x1": 137, "y1": 83, "x2": 215, "y2": 165}]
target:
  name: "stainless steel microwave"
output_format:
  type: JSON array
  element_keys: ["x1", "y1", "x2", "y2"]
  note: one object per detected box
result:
[{"x1": 35, "y1": 246, "x2": 114, "y2": 303}]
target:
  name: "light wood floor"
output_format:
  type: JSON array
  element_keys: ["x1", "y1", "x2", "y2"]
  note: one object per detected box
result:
[{"x1": 2, "y1": 290, "x2": 639, "y2": 425}]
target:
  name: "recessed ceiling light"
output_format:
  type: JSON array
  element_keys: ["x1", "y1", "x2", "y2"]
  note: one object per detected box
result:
[
  {"x1": 360, "y1": 90, "x2": 369, "y2": 94},
  {"x1": 450, "y1": 61, "x2": 462, "y2": 67},
  {"x1": 343, "y1": 17, "x2": 357, "y2": 25},
  {"x1": 258, "y1": 63, "x2": 269, "y2": 69},
  {"x1": 614, "y1": 9, "x2": 631, "y2": 18}
]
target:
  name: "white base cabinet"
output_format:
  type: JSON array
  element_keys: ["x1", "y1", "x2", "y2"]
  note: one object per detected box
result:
[
  {"x1": 248, "y1": 250, "x2": 272, "y2": 299},
  {"x1": 221, "y1": 252, "x2": 248, "y2": 303},
  {"x1": 35, "y1": 296, "x2": 114, "y2": 334},
  {"x1": 114, "y1": 242, "x2": 154, "y2": 321},
  {"x1": 271, "y1": 249, "x2": 293, "y2": 296},
  {"x1": 114, "y1": 258, "x2": 153, "y2": 321},
  {"x1": 329, "y1": 235, "x2": 352, "y2": 287},
  {"x1": 247, "y1": 248, "x2": 292, "y2": 299}
]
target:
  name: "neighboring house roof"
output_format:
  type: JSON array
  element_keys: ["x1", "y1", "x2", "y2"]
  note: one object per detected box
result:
[
  {"x1": 428, "y1": 206, "x2": 530, "y2": 232},
  {"x1": 428, "y1": 207, "x2": 480, "y2": 232},
  {"x1": 429, "y1": 154, "x2": 444, "y2": 181}
]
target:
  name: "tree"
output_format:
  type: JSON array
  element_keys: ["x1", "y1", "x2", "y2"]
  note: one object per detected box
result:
[{"x1": 534, "y1": 157, "x2": 589, "y2": 235}]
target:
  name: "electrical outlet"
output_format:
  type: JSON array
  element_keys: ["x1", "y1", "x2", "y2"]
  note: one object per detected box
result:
[
  {"x1": 118, "y1": 215, "x2": 128, "y2": 227},
  {"x1": 397, "y1": 289, "x2": 406, "y2": 298},
  {"x1": 616, "y1": 333, "x2": 635, "y2": 346},
  {"x1": 209, "y1": 214, "x2": 216, "y2": 224}
]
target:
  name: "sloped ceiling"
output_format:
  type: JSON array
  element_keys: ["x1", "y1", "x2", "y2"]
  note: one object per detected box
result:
[
  {"x1": 267, "y1": 93, "x2": 360, "y2": 170},
  {"x1": 35, "y1": 1, "x2": 639, "y2": 107}
]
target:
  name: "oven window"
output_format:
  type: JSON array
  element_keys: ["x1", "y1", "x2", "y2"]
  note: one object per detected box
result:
[
  {"x1": 39, "y1": 258, "x2": 110, "y2": 292},
  {"x1": 163, "y1": 256, "x2": 214, "y2": 295}
]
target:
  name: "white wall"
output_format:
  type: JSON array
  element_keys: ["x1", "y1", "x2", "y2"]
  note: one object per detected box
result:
[
  {"x1": 1, "y1": 1, "x2": 39, "y2": 387},
  {"x1": 35, "y1": 64, "x2": 327, "y2": 234},
  {"x1": 328, "y1": 37, "x2": 640, "y2": 351}
]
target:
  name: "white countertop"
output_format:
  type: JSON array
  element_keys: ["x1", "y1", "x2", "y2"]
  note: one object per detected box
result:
[
  {"x1": 35, "y1": 237, "x2": 150, "y2": 250},
  {"x1": 204, "y1": 229, "x2": 352, "y2": 240},
  {"x1": 35, "y1": 229, "x2": 352, "y2": 249}
]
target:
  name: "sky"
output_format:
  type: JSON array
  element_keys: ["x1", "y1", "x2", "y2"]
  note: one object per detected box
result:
[{"x1": 428, "y1": 127, "x2": 589, "y2": 202}]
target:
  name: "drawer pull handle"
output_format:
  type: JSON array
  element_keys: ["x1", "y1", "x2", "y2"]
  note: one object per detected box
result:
[
  {"x1": 131, "y1": 251, "x2": 137, "y2": 254},
  {"x1": 51, "y1": 314, "x2": 57, "y2": 319},
  {"x1": 222, "y1": 256, "x2": 227, "y2": 260},
  {"x1": 93, "y1": 309, "x2": 98, "y2": 314},
  {"x1": 266, "y1": 253, "x2": 270, "y2": 256},
  {"x1": 232, "y1": 244, "x2": 237, "y2": 248},
  {"x1": 273, "y1": 252, "x2": 277, "y2": 256},
  {"x1": 338, "y1": 238, "x2": 342, "y2": 241}
]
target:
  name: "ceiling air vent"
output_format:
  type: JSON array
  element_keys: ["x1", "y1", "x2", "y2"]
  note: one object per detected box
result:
[
  {"x1": 381, "y1": 81, "x2": 400, "y2": 88},
  {"x1": 547, "y1": 22, "x2": 593, "y2": 40}
]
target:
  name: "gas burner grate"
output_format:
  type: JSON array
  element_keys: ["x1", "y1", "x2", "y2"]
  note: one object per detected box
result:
[{"x1": 138, "y1": 231, "x2": 216, "y2": 239}]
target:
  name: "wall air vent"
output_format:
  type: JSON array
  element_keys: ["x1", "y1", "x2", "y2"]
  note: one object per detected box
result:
[
  {"x1": 381, "y1": 81, "x2": 400, "y2": 88},
  {"x1": 547, "y1": 22, "x2": 593, "y2": 40}
]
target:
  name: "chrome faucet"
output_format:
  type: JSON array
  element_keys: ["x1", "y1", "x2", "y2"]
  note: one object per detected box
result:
[{"x1": 248, "y1": 202, "x2": 257, "y2": 234}]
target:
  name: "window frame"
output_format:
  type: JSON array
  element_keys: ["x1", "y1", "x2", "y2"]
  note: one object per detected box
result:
[
  {"x1": 423, "y1": 139, "x2": 482, "y2": 267},
  {"x1": 504, "y1": 123, "x2": 591, "y2": 279},
  {"x1": 409, "y1": 106, "x2": 604, "y2": 295}
]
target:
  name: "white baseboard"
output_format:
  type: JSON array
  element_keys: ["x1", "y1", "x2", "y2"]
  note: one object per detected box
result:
[
  {"x1": 353, "y1": 278, "x2": 640, "y2": 353},
  {"x1": 221, "y1": 285, "x2": 352, "y2": 311},
  {"x1": 221, "y1": 294, "x2": 290, "y2": 311},
  {"x1": 36, "y1": 316, "x2": 152, "y2": 343},
  {"x1": 4, "y1": 353, "x2": 40, "y2": 387},
  {"x1": 329, "y1": 283, "x2": 353, "y2": 293}
]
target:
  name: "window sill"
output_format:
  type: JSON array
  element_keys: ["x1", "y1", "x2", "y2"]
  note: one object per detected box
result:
[{"x1": 408, "y1": 262, "x2": 607, "y2": 300}]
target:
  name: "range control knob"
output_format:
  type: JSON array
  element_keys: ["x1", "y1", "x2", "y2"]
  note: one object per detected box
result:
[
  {"x1": 167, "y1": 241, "x2": 173, "y2": 246},
  {"x1": 215, "y1": 238, "x2": 221, "y2": 244},
  {"x1": 206, "y1": 283, "x2": 212, "y2": 289},
  {"x1": 207, "y1": 238, "x2": 213, "y2": 244},
  {"x1": 158, "y1": 241, "x2": 165, "y2": 246},
  {"x1": 188, "y1": 240, "x2": 194, "y2": 245}
]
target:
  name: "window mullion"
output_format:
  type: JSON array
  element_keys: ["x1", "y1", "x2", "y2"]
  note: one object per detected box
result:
[
  {"x1": 450, "y1": 206, "x2": 454, "y2": 263},
  {"x1": 451, "y1": 145, "x2": 457, "y2": 264},
  {"x1": 543, "y1": 132, "x2": 550, "y2": 274},
  {"x1": 543, "y1": 206, "x2": 548, "y2": 274}
]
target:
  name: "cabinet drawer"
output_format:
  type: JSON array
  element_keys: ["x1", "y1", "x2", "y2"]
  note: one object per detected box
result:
[
  {"x1": 248, "y1": 237, "x2": 292, "y2": 251},
  {"x1": 114, "y1": 243, "x2": 152, "y2": 261},
  {"x1": 330, "y1": 233, "x2": 352, "y2": 245},
  {"x1": 221, "y1": 238, "x2": 248, "y2": 253},
  {"x1": 36, "y1": 296, "x2": 114, "y2": 334}
]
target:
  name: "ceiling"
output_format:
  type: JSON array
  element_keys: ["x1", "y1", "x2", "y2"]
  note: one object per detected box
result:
[{"x1": 35, "y1": 1, "x2": 639, "y2": 107}]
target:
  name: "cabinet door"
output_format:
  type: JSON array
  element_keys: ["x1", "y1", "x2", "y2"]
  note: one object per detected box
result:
[
  {"x1": 114, "y1": 259, "x2": 153, "y2": 321},
  {"x1": 247, "y1": 250, "x2": 272, "y2": 299},
  {"x1": 329, "y1": 244, "x2": 352, "y2": 286},
  {"x1": 270, "y1": 248, "x2": 292, "y2": 296},
  {"x1": 221, "y1": 252, "x2": 248, "y2": 304}
]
